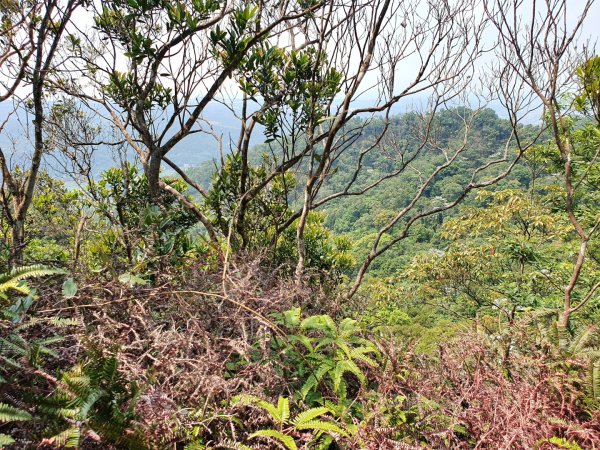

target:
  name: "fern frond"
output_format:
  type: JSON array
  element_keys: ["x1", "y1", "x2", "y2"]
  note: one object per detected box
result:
[
  {"x1": 0, "y1": 434, "x2": 16, "y2": 447},
  {"x1": 36, "y1": 336, "x2": 65, "y2": 347},
  {"x1": 184, "y1": 441, "x2": 206, "y2": 450},
  {"x1": 0, "y1": 282, "x2": 30, "y2": 297},
  {"x1": 78, "y1": 389, "x2": 106, "y2": 419},
  {"x1": 39, "y1": 406, "x2": 79, "y2": 419},
  {"x1": 590, "y1": 359, "x2": 600, "y2": 399},
  {"x1": 0, "y1": 403, "x2": 31, "y2": 422},
  {"x1": 294, "y1": 419, "x2": 348, "y2": 437},
  {"x1": 349, "y1": 348, "x2": 378, "y2": 367},
  {"x1": 301, "y1": 315, "x2": 337, "y2": 335},
  {"x1": 338, "y1": 318, "x2": 360, "y2": 336},
  {"x1": 46, "y1": 317, "x2": 79, "y2": 327},
  {"x1": 232, "y1": 394, "x2": 282, "y2": 423},
  {"x1": 301, "y1": 362, "x2": 333, "y2": 399},
  {"x1": 314, "y1": 434, "x2": 334, "y2": 450},
  {"x1": 48, "y1": 427, "x2": 81, "y2": 449},
  {"x1": 336, "y1": 340, "x2": 353, "y2": 359},
  {"x1": 0, "y1": 266, "x2": 65, "y2": 292},
  {"x1": 570, "y1": 325, "x2": 600, "y2": 354},
  {"x1": 99, "y1": 356, "x2": 119, "y2": 385},
  {"x1": 288, "y1": 334, "x2": 314, "y2": 352},
  {"x1": 0, "y1": 265, "x2": 65, "y2": 283},
  {"x1": 215, "y1": 439, "x2": 254, "y2": 450},
  {"x1": 301, "y1": 375, "x2": 319, "y2": 400},
  {"x1": 0, "y1": 355, "x2": 22, "y2": 370},
  {"x1": 0, "y1": 337, "x2": 28, "y2": 356},
  {"x1": 535, "y1": 437, "x2": 583, "y2": 450},
  {"x1": 292, "y1": 407, "x2": 330, "y2": 426},
  {"x1": 331, "y1": 359, "x2": 365, "y2": 392},
  {"x1": 277, "y1": 397, "x2": 290, "y2": 425},
  {"x1": 249, "y1": 429, "x2": 297, "y2": 450},
  {"x1": 349, "y1": 337, "x2": 380, "y2": 353},
  {"x1": 63, "y1": 374, "x2": 92, "y2": 400}
]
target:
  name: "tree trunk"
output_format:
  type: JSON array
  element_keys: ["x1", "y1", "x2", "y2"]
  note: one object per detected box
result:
[
  {"x1": 295, "y1": 176, "x2": 313, "y2": 286},
  {"x1": 9, "y1": 218, "x2": 25, "y2": 267},
  {"x1": 145, "y1": 152, "x2": 163, "y2": 204}
]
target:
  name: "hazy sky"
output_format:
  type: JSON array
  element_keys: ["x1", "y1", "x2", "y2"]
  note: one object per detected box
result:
[{"x1": 1, "y1": 0, "x2": 599, "y2": 170}]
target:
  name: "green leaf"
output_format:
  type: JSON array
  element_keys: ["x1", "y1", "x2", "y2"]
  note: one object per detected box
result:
[
  {"x1": 301, "y1": 315, "x2": 337, "y2": 334},
  {"x1": 232, "y1": 394, "x2": 282, "y2": 423},
  {"x1": 591, "y1": 359, "x2": 600, "y2": 399},
  {"x1": 295, "y1": 419, "x2": 349, "y2": 437},
  {"x1": 282, "y1": 307, "x2": 301, "y2": 328},
  {"x1": 117, "y1": 273, "x2": 148, "y2": 287},
  {"x1": 0, "y1": 434, "x2": 16, "y2": 447},
  {"x1": 277, "y1": 397, "x2": 290, "y2": 425},
  {"x1": 292, "y1": 406, "x2": 330, "y2": 426},
  {"x1": 48, "y1": 427, "x2": 81, "y2": 448},
  {"x1": 249, "y1": 429, "x2": 297, "y2": 450},
  {"x1": 301, "y1": 362, "x2": 333, "y2": 399},
  {"x1": 0, "y1": 403, "x2": 32, "y2": 422},
  {"x1": 62, "y1": 278, "x2": 78, "y2": 298},
  {"x1": 331, "y1": 359, "x2": 365, "y2": 392}
]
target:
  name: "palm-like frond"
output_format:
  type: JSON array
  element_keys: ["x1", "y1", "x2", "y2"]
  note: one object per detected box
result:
[
  {"x1": 249, "y1": 429, "x2": 297, "y2": 450},
  {"x1": 0, "y1": 403, "x2": 31, "y2": 448},
  {"x1": 0, "y1": 265, "x2": 65, "y2": 290},
  {"x1": 0, "y1": 434, "x2": 16, "y2": 447},
  {"x1": 0, "y1": 403, "x2": 31, "y2": 422},
  {"x1": 236, "y1": 394, "x2": 350, "y2": 450},
  {"x1": 294, "y1": 419, "x2": 348, "y2": 437},
  {"x1": 47, "y1": 427, "x2": 81, "y2": 449},
  {"x1": 292, "y1": 406, "x2": 331, "y2": 426},
  {"x1": 232, "y1": 394, "x2": 285, "y2": 424},
  {"x1": 0, "y1": 265, "x2": 65, "y2": 301}
]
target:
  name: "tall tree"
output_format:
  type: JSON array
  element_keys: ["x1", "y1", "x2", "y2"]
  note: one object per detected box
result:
[
  {"x1": 0, "y1": 0, "x2": 80, "y2": 266},
  {"x1": 57, "y1": 0, "x2": 337, "y2": 243},
  {"x1": 487, "y1": 0, "x2": 598, "y2": 329}
]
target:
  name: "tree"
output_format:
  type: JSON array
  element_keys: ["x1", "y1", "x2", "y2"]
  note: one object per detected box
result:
[
  {"x1": 53, "y1": 0, "x2": 502, "y2": 280},
  {"x1": 55, "y1": 0, "x2": 336, "y2": 242},
  {"x1": 405, "y1": 189, "x2": 574, "y2": 322},
  {"x1": 0, "y1": 0, "x2": 80, "y2": 266},
  {"x1": 28, "y1": 0, "x2": 596, "y2": 302},
  {"x1": 487, "y1": 0, "x2": 599, "y2": 329}
]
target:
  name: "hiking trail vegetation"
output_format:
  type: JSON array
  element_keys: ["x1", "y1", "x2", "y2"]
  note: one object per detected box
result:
[{"x1": 1, "y1": 0, "x2": 600, "y2": 448}]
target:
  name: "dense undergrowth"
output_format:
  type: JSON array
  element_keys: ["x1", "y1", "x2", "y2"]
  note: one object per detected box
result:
[
  {"x1": 1, "y1": 256, "x2": 599, "y2": 449},
  {"x1": 1, "y1": 2, "x2": 600, "y2": 447}
]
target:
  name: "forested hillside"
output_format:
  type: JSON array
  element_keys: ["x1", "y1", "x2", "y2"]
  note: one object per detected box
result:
[
  {"x1": 188, "y1": 107, "x2": 535, "y2": 274},
  {"x1": 1, "y1": 0, "x2": 600, "y2": 449}
]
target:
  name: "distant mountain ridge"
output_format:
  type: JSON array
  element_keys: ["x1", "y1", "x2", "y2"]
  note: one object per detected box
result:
[{"x1": 0, "y1": 101, "x2": 262, "y2": 178}]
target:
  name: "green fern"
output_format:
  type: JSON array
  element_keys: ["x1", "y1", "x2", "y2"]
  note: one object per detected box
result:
[
  {"x1": 522, "y1": 314, "x2": 600, "y2": 405},
  {"x1": 0, "y1": 265, "x2": 65, "y2": 301},
  {"x1": 184, "y1": 440, "x2": 207, "y2": 450},
  {"x1": 249, "y1": 429, "x2": 297, "y2": 450},
  {"x1": 0, "y1": 403, "x2": 32, "y2": 448},
  {"x1": 46, "y1": 427, "x2": 82, "y2": 449},
  {"x1": 292, "y1": 406, "x2": 331, "y2": 425},
  {"x1": 285, "y1": 311, "x2": 379, "y2": 400},
  {"x1": 0, "y1": 324, "x2": 67, "y2": 368},
  {"x1": 37, "y1": 355, "x2": 141, "y2": 449},
  {"x1": 233, "y1": 395, "x2": 350, "y2": 449},
  {"x1": 535, "y1": 436, "x2": 583, "y2": 450},
  {"x1": 233, "y1": 394, "x2": 289, "y2": 424},
  {"x1": 0, "y1": 435, "x2": 15, "y2": 447},
  {"x1": 591, "y1": 358, "x2": 600, "y2": 399},
  {"x1": 558, "y1": 325, "x2": 600, "y2": 403},
  {"x1": 0, "y1": 403, "x2": 32, "y2": 423}
]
